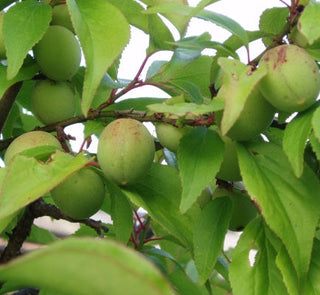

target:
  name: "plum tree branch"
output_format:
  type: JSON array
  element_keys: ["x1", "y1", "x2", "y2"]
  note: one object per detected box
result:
[{"x1": 0, "y1": 109, "x2": 211, "y2": 151}]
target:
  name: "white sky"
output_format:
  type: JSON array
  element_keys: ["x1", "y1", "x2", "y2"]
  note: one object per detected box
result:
[{"x1": 66, "y1": 0, "x2": 285, "y2": 153}]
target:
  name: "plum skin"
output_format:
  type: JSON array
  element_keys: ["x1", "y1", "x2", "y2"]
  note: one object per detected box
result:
[
  {"x1": 33, "y1": 25, "x2": 81, "y2": 81},
  {"x1": 97, "y1": 118, "x2": 155, "y2": 186},
  {"x1": 31, "y1": 79, "x2": 76, "y2": 125},
  {"x1": 4, "y1": 131, "x2": 62, "y2": 165},
  {"x1": 51, "y1": 167, "x2": 105, "y2": 219},
  {"x1": 216, "y1": 136, "x2": 242, "y2": 182},
  {"x1": 258, "y1": 44, "x2": 320, "y2": 112},
  {"x1": 155, "y1": 123, "x2": 190, "y2": 153}
]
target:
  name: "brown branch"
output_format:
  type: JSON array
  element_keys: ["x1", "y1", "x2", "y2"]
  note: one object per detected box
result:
[
  {"x1": 0, "y1": 206, "x2": 34, "y2": 264},
  {"x1": 29, "y1": 199, "x2": 109, "y2": 236},
  {"x1": 0, "y1": 81, "x2": 23, "y2": 133}
]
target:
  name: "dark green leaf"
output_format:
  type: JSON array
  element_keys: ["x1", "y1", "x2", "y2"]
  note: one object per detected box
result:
[
  {"x1": 283, "y1": 107, "x2": 314, "y2": 177},
  {"x1": 178, "y1": 127, "x2": 224, "y2": 213},
  {"x1": 229, "y1": 217, "x2": 289, "y2": 295},
  {"x1": 193, "y1": 197, "x2": 232, "y2": 284},
  {"x1": 123, "y1": 163, "x2": 198, "y2": 250},
  {"x1": 237, "y1": 141, "x2": 320, "y2": 277},
  {"x1": 106, "y1": 179, "x2": 133, "y2": 244}
]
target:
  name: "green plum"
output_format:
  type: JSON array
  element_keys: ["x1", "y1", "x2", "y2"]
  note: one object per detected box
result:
[
  {"x1": 4, "y1": 131, "x2": 62, "y2": 165},
  {"x1": 258, "y1": 44, "x2": 320, "y2": 112},
  {"x1": 51, "y1": 4, "x2": 75, "y2": 33},
  {"x1": 155, "y1": 123, "x2": 190, "y2": 153},
  {"x1": 31, "y1": 79, "x2": 76, "y2": 125},
  {"x1": 216, "y1": 136, "x2": 242, "y2": 182},
  {"x1": 216, "y1": 87, "x2": 275, "y2": 141},
  {"x1": 213, "y1": 187, "x2": 257, "y2": 231},
  {"x1": 33, "y1": 25, "x2": 81, "y2": 81},
  {"x1": 51, "y1": 167, "x2": 105, "y2": 219},
  {"x1": 97, "y1": 118, "x2": 155, "y2": 186}
]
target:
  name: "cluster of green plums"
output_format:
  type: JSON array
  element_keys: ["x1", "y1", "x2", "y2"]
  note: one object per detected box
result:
[
  {"x1": 0, "y1": 1, "x2": 80, "y2": 126},
  {"x1": 4, "y1": 118, "x2": 156, "y2": 219},
  {"x1": 155, "y1": 43, "x2": 320, "y2": 231}
]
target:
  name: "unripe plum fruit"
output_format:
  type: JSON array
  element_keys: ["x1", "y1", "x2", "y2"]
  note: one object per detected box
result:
[
  {"x1": 216, "y1": 136, "x2": 242, "y2": 182},
  {"x1": 97, "y1": 118, "x2": 155, "y2": 186},
  {"x1": 4, "y1": 131, "x2": 62, "y2": 165},
  {"x1": 51, "y1": 4, "x2": 75, "y2": 33},
  {"x1": 216, "y1": 88, "x2": 275, "y2": 141},
  {"x1": 155, "y1": 123, "x2": 190, "y2": 153},
  {"x1": 213, "y1": 187, "x2": 257, "y2": 231},
  {"x1": 0, "y1": 12, "x2": 6, "y2": 59},
  {"x1": 31, "y1": 79, "x2": 76, "y2": 125},
  {"x1": 33, "y1": 25, "x2": 81, "y2": 81},
  {"x1": 51, "y1": 167, "x2": 105, "y2": 219},
  {"x1": 258, "y1": 44, "x2": 320, "y2": 112}
]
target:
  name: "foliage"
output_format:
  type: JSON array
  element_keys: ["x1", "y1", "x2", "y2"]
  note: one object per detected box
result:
[{"x1": 0, "y1": 0, "x2": 319, "y2": 294}]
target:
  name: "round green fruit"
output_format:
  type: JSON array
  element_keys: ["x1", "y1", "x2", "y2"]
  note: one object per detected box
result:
[
  {"x1": 213, "y1": 187, "x2": 257, "y2": 231},
  {"x1": 51, "y1": 4, "x2": 74, "y2": 33},
  {"x1": 51, "y1": 167, "x2": 105, "y2": 219},
  {"x1": 31, "y1": 79, "x2": 76, "y2": 125},
  {"x1": 216, "y1": 88, "x2": 275, "y2": 141},
  {"x1": 4, "y1": 131, "x2": 62, "y2": 165},
  {"x1": 216, "y1": 136, "x2": 241, "y2": 182},
  {"x1": 155, "y1": 123, "x2": 190, "y2": 153},
  {"x1": 97, "y1": 118, "x2": 155, "y2": 186},
  {"x1": 0, "y1": 12, "x2": 6, "y2": 59},
  {"x1": 33, "y1": 25, "x2": 81, "y2": 81},
  {"x1": 258, "y1": 44, "x2": 320, "y2": 112}
]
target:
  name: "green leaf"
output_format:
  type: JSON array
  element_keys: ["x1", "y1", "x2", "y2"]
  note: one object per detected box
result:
[
  {"x1": 142, "y1": 1, "x2": 190, "y2": 36},
  {"x1": 105, "y1": 97, "x2": 167, "y2": 112},
  {"x1": 0, "y1": 58, "x2": 38, "y2": 99},
  {"x1": 237, "y1": 141, "x2": 320, "y2": 278},
  {"x1": 283, "y1": 107, "x2": 314, "y2": 177},
  {"x1": 0, "y1": 237, "x2": 175, "y2": 295},
  {"x1": 193, "y1": 197, "x2": 232, "y2": 285},
  {"x1": 147, "y1": 13, "x2": 175, "y2": 52},
  {"x1": 229, "y1": 217, "x2": 289, "y2": 295},
  {"x1": 106, "y1": 179, "x2": 133, "y2": 244},
  {"x1": 259, "y1": 7, "x2": 289, "y2": 46},
  {"x1": 4, "y1": 0, "x2": 51, "y2": 80},
  {"x1": 0, "y1": 151, "x2": 89, "y2": 220},
  {"x1": 312, "y1": 105, "x2": 320, "y2": 142},
  {"x1": 168, "y1": 268, "x2": 209, "y2": 295},
  {"x1": 123, "y1": 163, "x2": 197, "y2": 250},
  {"x1": 178, "y1": 127, "x2": 224, "y2": 213},
  {"x1": 151, "y1": 39, "x2": 209, "y2": 84},
  {"x1": 147, "y1": 99, "x2": 224, "y2": 116},
  {"x1": 217, "y1": 57, "x2": 267, "y2": 136},
  {"x1": 276, "y1": 245, "x2": 300, "y2": 295},
  {"x1": 67, "y1": 0, "x2": 130, "y2": 116},
  {"x1": 196, "y1": 10, "x2": 249, "y2": 47},
  {"x1": 107, "y1": 0, "x2": 149, "y2": 33},
  {"x1": 28, "y1": 225, "x2": 58, "y2": 245},
  {"x1": 299, "y1": 1, "x2": 320, "y2": 45},
  {"x1": 304, "y1": 239, "x2": 320, "y2": 294}
]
